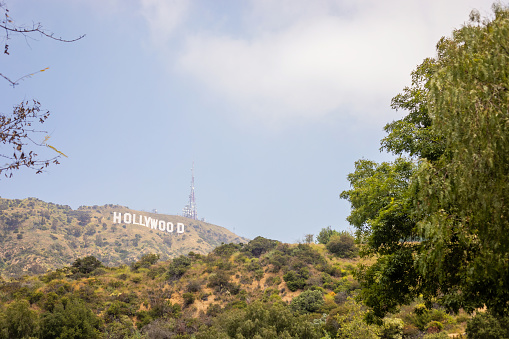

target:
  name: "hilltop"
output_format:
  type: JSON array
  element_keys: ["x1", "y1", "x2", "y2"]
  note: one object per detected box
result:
[
  {"x1": 0, "y1": 237, "x2": 475, "y2": 338},
  {"x1": 0, "y1": 197, "x2": 246, "y2": 277}
]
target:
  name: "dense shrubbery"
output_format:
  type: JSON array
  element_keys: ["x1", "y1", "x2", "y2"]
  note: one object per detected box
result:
[{"x1": 0, "y1": 239, "x2": 477, "y2": 338}]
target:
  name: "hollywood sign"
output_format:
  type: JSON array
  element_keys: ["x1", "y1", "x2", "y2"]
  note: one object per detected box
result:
[{"x1": 113, "y1": 212, "x2": 185, "y2": 234}]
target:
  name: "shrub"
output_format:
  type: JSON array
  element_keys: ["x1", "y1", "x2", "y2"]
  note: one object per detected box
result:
[
  {"x1": 380, "y1": 318, "x2": 404, "y2": 339},
  {"x1": 183, "y1": 292, "x2": 195, "y2": 306},
  {"x1": 241, "y1": 236, "x2": 279, "y2": 258},
  {"x1": 130, "y1": 253, "x2": 160, "y2": 271},
  {"x1": 316, "y1": 226, "x2": 340, "y2": 244},
  {"x1": 39, "y1": 298, "x2": 101, "y2": 339},
  {"x1": 326, "y1": 234, "x2": 358, "y2": 258},
  {"x1": 290, "y1": 290, "x2": 324, "y2": 314},
  {"x1": 466, "y1": 312, "x2": 509, "y2": 339},
  {"x1": 186, "y1": 280, "x2": 202, "y2": 293},
  {"x1": 425, "y1": 321, "x2": 444, "y2": 334},
  {"x1": 3, "y1": 300, "x2": 38, "y2": 339},
  {"x1": 71, "y1": 256, "x2": 103, "y2": 275},
  {"x1": 167, "y1": 255, "x2": 192, "y2": 281},
  {"x1": 283, "y1": 267, "x2": 310, "y2": 292}
]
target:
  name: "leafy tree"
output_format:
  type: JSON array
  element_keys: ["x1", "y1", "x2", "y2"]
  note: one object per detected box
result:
[
  {"x1": 130, "y1": 253, "x2": 160, "y2": 271},
  {"x1": 341, "y1": 4, "x2": 509, "y2": 322},
  {"x1": 39, "y1": 298, "x2": 101, "y2": 339},
  {"x1": 197, "y1": 301, "x2": 321, "y2": 339},
  {"x1": 241, "y1": 236, "x2": 279, "y2": 257},
  {"x1": 290, "y1": 290, "x2": 324, "y2": 314},
  {"x1": 1, "y1": 299, "x2": 39, "y2": 339},
  {"x1": 325, "y1": 233, "x2": 358, "y2": 258},
  {"x1": 283, "y1": 267, "x2": 309, "y2": 292},
  {"x1": 466, "y1": 312, "x2": 509, "y2": 339},
  {"x1": 167, "y1": 255, "x2": 191, "y2": 281},
  {"x1": 0, "y1": 2, "x2": 83, "y2": 178},
  {"x1": 315, "y1": 226, "x2": 339, "y2": 245},
  {"x1": 72, "y1": 256, "x2": 103, "y2": 275}
]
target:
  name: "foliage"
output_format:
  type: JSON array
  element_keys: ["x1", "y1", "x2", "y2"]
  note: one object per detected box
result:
[
  {"x1": 166, "y1": 255, "x2": 192, "y2": 281},
  {"x1": 130, "y1": 254, "x2": 160, "y2": 272},
  {"x1": 1, "y1": 299, "x2": 38, "y2": 339},
  {"x1": 197, "y1": 301, "x2": 322, "y2": 339},
  {"x1": 315, "y1": 226, "x2": 340, "y2": 245},
  {"x1": 325, "y1": 233, "x2": 358, "y2": 258},
  {"x1": 335, "y1": 298, "x2": 380, "y2": 339},
  {"x1": 39, "y1": 298, "x2": 101, "y2": 339},
  {"x1": 341, "y1": 4, "x2": 509, "y2": 321},
  {"x1": 71, "y1": 256, "x2": 103, "y2": 275},
  {"x1": 241, "y1": 236, "x2": 279, "y2": 258},
  {"x1": 290, "y1": 290, "x2": 324, "y2": 314},
  {"x1": 379, "y1": 318, "x2": 404, "y2": 339},
  {"x1": 283, "y1": 268, "x2": 309, "y2": 292},
  {"x1": 466, "y1": 312, "x2": 509, "y2": 339}
]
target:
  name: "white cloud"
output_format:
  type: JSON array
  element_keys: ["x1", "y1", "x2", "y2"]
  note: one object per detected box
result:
[
  {"x1": 142, "y1": 0, "x2": 496, "y2": 127},
  {"x1": 139, "y1": 0, "x2": 190, "y2": 44}
]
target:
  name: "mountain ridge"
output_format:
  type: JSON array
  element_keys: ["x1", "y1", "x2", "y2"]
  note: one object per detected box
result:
[{"x1": 0, "y1": 197, "x2": 247, "y2": 277}]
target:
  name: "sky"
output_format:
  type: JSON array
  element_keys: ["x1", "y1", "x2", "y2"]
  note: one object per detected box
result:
[{"x1": 0, "y1": 0, "x2": 498, "y2": 243}]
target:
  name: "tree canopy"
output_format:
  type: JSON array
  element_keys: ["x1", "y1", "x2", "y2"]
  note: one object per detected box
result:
[{"x1": 341, "y1": 4, "x2": 509, "y2": 322}]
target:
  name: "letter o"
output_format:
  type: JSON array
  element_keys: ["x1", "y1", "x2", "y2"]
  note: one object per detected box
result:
[
  {"x1": 166, "y1": 222, "x2": 174, "y2": 233},
  {"x1": 123, "y1": 213, "x2": 132, "y2": 224},
  {"x1": 158, "y1": 220, "x2": 166, "y2": 231}
]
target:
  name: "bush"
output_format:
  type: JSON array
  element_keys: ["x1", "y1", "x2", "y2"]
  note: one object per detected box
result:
[
  {"x1": 39, "y1": 298, "x2": 101, "y2": 339},
  {"x1": 130, "y1": 253, "x2": 160, "y2": 271},
  {"x1": 466, "y1": 312, "x2": 509, "y2": 339},
  {"x1": 183, "y1": 292, "x2": 195, "y2": 306},
  {"x1": 72, "y1": 256, "x2": 103, "y2": 275},
  {"x1": 197, "y1": 302, "x2": 321, "y2": 339},
  {"x1": 3, "y1": 300, "x2": 38, "y2": 339},
  {"x1": 380, "y1": 318, "x2": 404, "y2": 339},
  {"x1": 290, "y1": 290, "x2": 324, "y2": 314},
  {"x1": 283, "y1": 267, "x2": 310, "y2": 292},
  {"x1": 422, "y1": 333, "x2": 449, "y2": 339},
  {"x1": 326, "y1": 233, "x2": 358, "y2": 258},
  {"x1": 241, "y1": 236, "x2": 279, "y2": 258},
  {"x1": 316, "y1": 226, "x2": 340, "y2": 244},
  {"x1": 167, "y1": 255, "x2": 192, "y2": 281}
]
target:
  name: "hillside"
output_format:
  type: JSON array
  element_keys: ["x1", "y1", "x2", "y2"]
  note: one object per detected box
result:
[
  {"x1": 0, "y1": 238, "x2": 475, "y2": 338},
  {"x1": 0, "y1": 197, "x2": 246, "y2": 277}
]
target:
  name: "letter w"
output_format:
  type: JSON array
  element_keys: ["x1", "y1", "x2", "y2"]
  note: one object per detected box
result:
[{"x1": 150, "y1": 219, "x2": 158, "y2": 229}]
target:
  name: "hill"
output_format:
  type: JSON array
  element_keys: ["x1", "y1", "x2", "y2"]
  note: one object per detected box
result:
[
  {"x1": 0, "y1": 197, "x2": 246, "y2": 277},
  {"x1": 0, "y1": 238, "x2": 475, "y2": 338}
]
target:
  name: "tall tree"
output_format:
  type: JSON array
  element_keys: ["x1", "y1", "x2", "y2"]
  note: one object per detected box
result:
[{"x1": 341, "y1": 4, "x2": 509, "y2": 322}]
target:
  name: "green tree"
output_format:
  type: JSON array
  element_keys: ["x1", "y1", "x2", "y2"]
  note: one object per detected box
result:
[
  {"x1": 130, "y1": 253, "x2": 160, "y2": 271},
  {"x1": 167, "y1": 255, "x2": 191, "y2": 281},
  {"x1": 39, "y1": 298, "x2": 101, "y2": 339},
  {"x1": 290, "y1": 290, "x2": 324, "y2": 314},
  {"x1": 196, "y1": 301, "x2": 321, "y2": 339},
  {"x1": 241, "y1": 236, "x2": 279, "y2": 257},
  {"x1": 315, "y1": 226, "x2": 339, "y2": 245},
  {"x1": 341, "y1": 4, "x2": 509, "y2": 322},
  {"x1": 1, "y1": 300, "x2": 39, "y2": 339},
  {"x1": 325, "y1": 233, "x2": 358, "y2": 258},
  {"x1": 72, "y1": 256, "x2": 103, "y2": 275}
]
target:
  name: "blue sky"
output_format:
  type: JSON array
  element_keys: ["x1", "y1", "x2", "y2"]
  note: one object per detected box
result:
[{"x1": 0, "y1": 0, "x2": 497, "y2": 243}]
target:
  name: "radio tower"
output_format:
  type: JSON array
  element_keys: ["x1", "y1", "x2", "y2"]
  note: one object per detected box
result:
[{"x1": 182, "y1": 163, "x2": 198, "y2": 220}]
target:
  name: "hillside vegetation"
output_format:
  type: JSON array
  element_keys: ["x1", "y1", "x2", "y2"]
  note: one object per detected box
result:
[
  {"x1": 0, "y1": 197, "x2": 246, "y2": 277},
  {"x1": 0, "y1": 236, "x2": 488, "y2": 338}
]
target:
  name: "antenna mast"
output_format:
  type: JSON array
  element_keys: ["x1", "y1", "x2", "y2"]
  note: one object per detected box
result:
[{"x1": 182, "y1": 162, "x2": 198, "y2": 220}]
